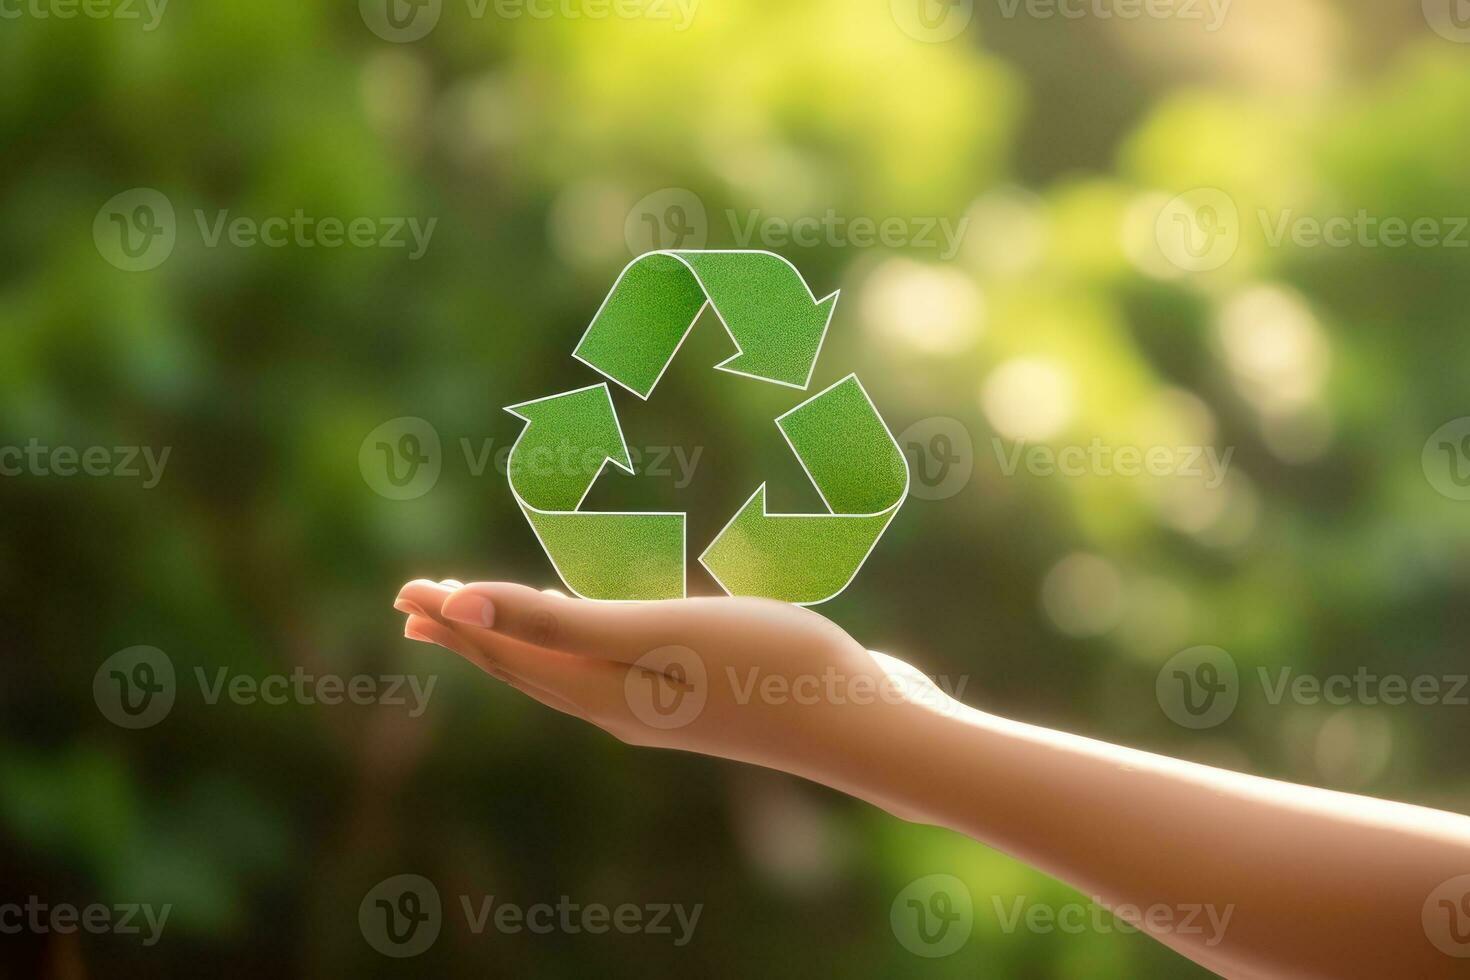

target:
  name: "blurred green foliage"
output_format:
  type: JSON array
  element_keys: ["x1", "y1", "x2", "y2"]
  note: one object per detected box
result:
[{"x1": 2, "y1": 0, "x2": 1467, "y2": 976}]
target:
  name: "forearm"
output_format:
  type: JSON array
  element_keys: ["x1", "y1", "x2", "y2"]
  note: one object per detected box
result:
[{"x1": 863, "y1": 701, "x2": 1470, "y2": 978}]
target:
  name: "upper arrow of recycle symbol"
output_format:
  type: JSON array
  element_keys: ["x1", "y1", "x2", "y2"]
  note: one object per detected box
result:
[{"x1": 574, "y1": 249, "x2": 839, "y2": 397}]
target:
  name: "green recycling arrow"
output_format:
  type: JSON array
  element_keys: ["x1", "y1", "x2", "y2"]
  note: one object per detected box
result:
[
  {"x1": 506, "y1": 384, "x2": 685, "y2": 601},
  {"x1": 574, "y1": 250, "x2": 838, "y2": 398},
  {"x1": 699, "y1": 374, "x2": 909, "y2": 605},
  {"x1": 506, "y1": 250, "x2": 906, "y2": 604}
]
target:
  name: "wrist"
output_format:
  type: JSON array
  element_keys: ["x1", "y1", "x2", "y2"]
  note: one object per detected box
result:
[{"x1": 818, "y1": 682, "x2": 991, "y2": 825}]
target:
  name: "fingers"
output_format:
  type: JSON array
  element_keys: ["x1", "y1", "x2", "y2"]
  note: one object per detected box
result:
[
  {"x1": 405, "y1": 613, "x2": 509, "y2": 681},
  {"x1": 393, "y1": 579, "x2": 446, "y2": 620},
  {"x1": 396, "y1": 580, "x2": 632, "y2": 720},
  {"x1": 404, "y1": 612, "x2": 454, "y2": 647},
  {"x1": 437, "y1": 581, "x2": 670, "y2": 664},
  {"x1": 407, "y1": 614, "x2": 590, "y2": 720}
]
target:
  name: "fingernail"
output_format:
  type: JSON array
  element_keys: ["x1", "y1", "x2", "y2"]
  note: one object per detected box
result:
[
  {"x1": 442, "y1": 592, "x2": 495, "y2": 629},
  {"x1": 394, "y1": 598, "x2": 427, "y2": 617},
  {"x1": 404, "y1": 622, "x2": 434, "y2": 643}
]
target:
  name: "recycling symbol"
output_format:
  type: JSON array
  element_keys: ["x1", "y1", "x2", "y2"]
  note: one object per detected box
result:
[{"x1": 505, "y1": 250, "x2": 910, "y2": 605}]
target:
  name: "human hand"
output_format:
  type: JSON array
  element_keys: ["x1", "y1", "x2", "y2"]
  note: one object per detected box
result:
[
  {"x1": 391, "y1": 581, "x2": 1470, "y2": 980},
  {"x1": 392, "y1": 579, "x2": 961, "y2": 814}
]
